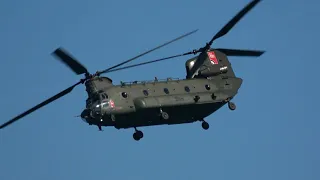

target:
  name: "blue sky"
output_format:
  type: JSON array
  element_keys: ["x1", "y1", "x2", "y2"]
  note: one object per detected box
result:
[{"x1": 1, "y1": 0, "x2": 319, "y2": 179}]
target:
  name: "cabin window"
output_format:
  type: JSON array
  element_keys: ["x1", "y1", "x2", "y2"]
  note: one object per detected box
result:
[
  {"x1": 164, "y1": 88, "x2": 169, "y2": 94},
  {"x1": 205, "y1": 84, "x2": 211, "y2": 90},
  {"x1": 122, "y1": 92, "x2": 128, "y2": 98},
  {"x1": 184, "y1": 86, "x2": 190, "y2": 92},
  {"x1": 143, "y1": 90, "x2": 149, "y2": 96}
]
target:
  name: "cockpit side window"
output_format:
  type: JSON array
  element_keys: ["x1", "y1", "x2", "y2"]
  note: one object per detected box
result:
[{"x1": 100, "y1": 93, "x2": 108, "y2": 99}]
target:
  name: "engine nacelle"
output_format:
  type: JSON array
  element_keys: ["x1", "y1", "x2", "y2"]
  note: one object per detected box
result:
[
  {"x1": 185, "y1": 50, "x2": 231, "y2": 78},
  {"x1": 198, "y1": 65, "x2": 228, "y2": 77}
]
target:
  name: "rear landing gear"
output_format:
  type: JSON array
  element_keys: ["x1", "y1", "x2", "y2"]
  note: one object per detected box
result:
[
  {"x1": 133, "y1": 128, "x2": 144, "y2": 141},
  {"x1": 161, "y1": 111, "x2": 169, "y2": 120},
  {"x1": 228, "y1": 102, "x2": 236, "y2": 110},
  {"x1": 159, "y1": 108, "x2": 169, "y2": 120},
  {"x1": 200, "y1": 119, "x2": 209, "y2": 130}
]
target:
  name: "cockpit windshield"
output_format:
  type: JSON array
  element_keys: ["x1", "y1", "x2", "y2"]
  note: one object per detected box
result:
[
  {"x1": 86, "y1": 92, "x2": 110, "y2": 108},
  {"x1": 90, "y1": 92, "x2": 108, "y2": 103},
  {"x1": 84, "y1": 91, "x2": 113, "y2": 119},
  {"x1": 101, "y1": 101, "x2": 109, "y2": 108},
  {"x1": 100, "y1": 92, "x2": 108, "y2": 100}
]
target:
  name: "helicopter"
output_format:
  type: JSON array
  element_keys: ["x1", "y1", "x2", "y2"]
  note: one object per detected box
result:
[{"x1": 0, "y1": 0, "x2": 264, "y2": 141}]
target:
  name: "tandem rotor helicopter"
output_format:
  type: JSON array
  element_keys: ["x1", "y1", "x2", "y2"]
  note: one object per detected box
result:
[{"x1": 1, "y1": 0, "x2": 264, "y2": 141}]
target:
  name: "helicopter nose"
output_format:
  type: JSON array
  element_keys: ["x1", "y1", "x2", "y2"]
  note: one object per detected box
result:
[{"x1": 80, "y1": 109, "x2": 92, "y2": 122}]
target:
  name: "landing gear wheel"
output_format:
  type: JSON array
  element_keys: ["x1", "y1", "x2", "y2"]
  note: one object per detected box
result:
[
  {"x1": 161, "y1": 112, "x2": 169, "y2": 120},
  {"x1": 201, "y1": 121, "x2": 209, "y2": 130},
  {"x1": 133, "y1": 133, "x2": 140, "y2": 141},
  {"x1": 133, "y1": 130, "x2": 144, "y2": 141},
  {"x1": 228, "y1": 102, "x2": 236, "y2": 111},
  {"x1": 136, "y1": 130, "x2": 143, "y2": 139}
]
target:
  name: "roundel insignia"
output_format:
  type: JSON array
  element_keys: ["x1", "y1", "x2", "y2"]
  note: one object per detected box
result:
[
  {"x1": 109, "y1": 100, "x2": 115, "y2": 108},
  {"x1": 207, "y1": 51, "x2": 219, "y2": 65}
]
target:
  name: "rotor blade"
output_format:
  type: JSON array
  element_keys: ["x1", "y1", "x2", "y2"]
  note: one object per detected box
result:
[
  {"x1": 0, "y1": 81, "x2": 82, "y2": 129},
  {"x1": 105, "y1": 52, "x2": 192, "y2": 73},
  {"x1": 52, "y1": 48, "x2": 89, "y2": 75},
  {"x1": 208, "y1": 0, "x2": 261, "y2": 45},
  {"x1": 215, "y1": 48, "x2": 265, "y2": 57},
  {"x1": 97, "y1": 29, "x2": 198, "y2": 75}
]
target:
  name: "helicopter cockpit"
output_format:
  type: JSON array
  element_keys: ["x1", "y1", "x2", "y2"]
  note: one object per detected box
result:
[
  {"x1": 81, "y1": 90, "x2": 114, "y2": 122},
  {"x1": 85, "y1": 90, "x2": 108, "y2": 107},
  {"x1": 92, "y1": 92, "x2": 109, "y2": 111}
]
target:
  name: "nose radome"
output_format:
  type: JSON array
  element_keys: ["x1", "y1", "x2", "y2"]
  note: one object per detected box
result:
[{"x1": 80, "y1": 109, "x2": 91, "y2": 120}]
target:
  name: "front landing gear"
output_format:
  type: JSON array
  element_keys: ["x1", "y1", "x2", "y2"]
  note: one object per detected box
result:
[
  {"x1": 200, "y1": 119, "x2": 209, "y2": 130},
  {"x1": 228, "y1": 101, "x2": 236, "y2": 111},
  {"x1": 133, "y1": 128, "x2": 144, "y2": 141}
]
